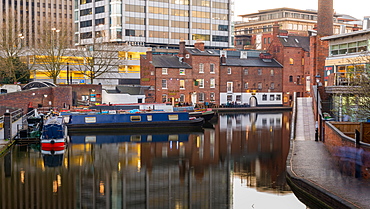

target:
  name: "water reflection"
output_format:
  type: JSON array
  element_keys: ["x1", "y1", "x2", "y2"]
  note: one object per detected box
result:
[{"x1": 0, "y1": 112, "x2": 305, "y2": 208}]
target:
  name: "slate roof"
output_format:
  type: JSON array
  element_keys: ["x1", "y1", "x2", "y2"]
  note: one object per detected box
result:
[
  {"x1": 116, "y1": 86, "x2": 144, "y2": 95},
  {"x1": 185, "y1": 48, "x2": 261, "y2": 58},
  {"x1": 278, "y1": 36, "x2": 310, "y2": 51},
  {"x1": 223, "y1": 57, "x2": 283, "y2": 68},
  {"x1": 152, "y1": 55, "x2": 192, "y2": 68},
  {"x1": 186, "y1": 48, "x2": 219, "y2": 56}
]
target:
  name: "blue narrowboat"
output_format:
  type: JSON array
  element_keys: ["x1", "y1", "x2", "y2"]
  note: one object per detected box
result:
[
  {"x1": 40, "y1": 116, "x2": 68, "y2": 151},
  {"x1": 65, "y1": 111, "x2": 204, "y2": 130}
]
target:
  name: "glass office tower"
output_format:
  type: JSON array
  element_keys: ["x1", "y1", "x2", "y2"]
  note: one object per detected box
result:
[{"x1": 75, "y1": 0, "x2": 233, "y2": 48}]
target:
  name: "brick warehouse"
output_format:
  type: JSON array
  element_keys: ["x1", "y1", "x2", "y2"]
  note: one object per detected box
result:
[
  {"x1": 141, "y1": 41, "x2": 283, "y2": 106},
  {"x1": 267, "y1": 22, "x2": 311, "y2": 102}
]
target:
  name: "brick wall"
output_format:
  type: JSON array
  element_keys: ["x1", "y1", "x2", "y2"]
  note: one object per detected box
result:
[
  {"x1": 324, "y1": 122, "x2": 370, "y2": 179},
  {"x1": 0, "y1": 86, "x2": 72, "y2": 114}
]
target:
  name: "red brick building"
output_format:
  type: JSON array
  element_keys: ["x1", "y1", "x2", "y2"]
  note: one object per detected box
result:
[
  {"x1": 267, "y1": 22, "x2": 311, "y2": 103},
  {"x1": 141, "y1": 41, "x2": 284, "y2": 106}
]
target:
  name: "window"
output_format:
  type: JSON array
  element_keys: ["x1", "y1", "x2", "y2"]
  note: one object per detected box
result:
[
  {"x1": 179, "y1": 68, "x2": 185, "y2": 75},
  {"x1": 95, "y1": 6, "x2": 105, "y2": 14},
  {"x1": 236, "y1": 95, "x2": 241, "y2": 102},
  {"x1": 162, "y1": 94, "x2": 167, "y2": 102},
  {"x1": 199, "y1": 79, "x2": 204, "y2": 88},
  {"x1": 210, "y1": 78, "x2": 215, "y2": 88},
  {"x1": 227, "y1": 82, "x2": 233, "y2": 92},
  {"x1": 276, "y1": 94, "x2": 281, "y2": 100},
  {"x1": 244, "y1": 69, "x2": 248, "y2": 75},
  {"x1": 130, "y1": 116, "x2": 141, "y2": 122},
  {"x1": 270, "y1": 95, "x2": 275, "y2": 101},
  {"x1": 270, "y1": 82, "x2": 275, "y2": 89},
  {"x1": 262, "y1": 94, "x2": 267, "y2": 101},
  {"x1": 289, "y1": 75, "x2": 293, "y2": 82},
  {"x1": 258, "y1": 82, "x2": 262, "y2": 90},
  {"x1": 210, "y1": 92, "x2": 215, "y2": 101},
  {"x1": 270, "y1": 69, "x2": 274, "y2": 76},
  {"x1": 244, "y1": 82, "x2": 248, "y2": 89},
  {"x1": 198, "y1": 92, "x2": 205, "y2": 102},
  {"x1": 227, "y1": 95, "x2": 232, "y2": 102},
  {"x1": 179, "y1": 79, "x2": 185, "y2": 89},
  {"x1": 162, "y1": 68, "x2": 168, "y2": 74},
  {"x1": 289, "y1": 58, "x2": 294, "y2": 65},
  {"x1": 168, "y1": 114, "x2": 179, "y2": 120},
  {"x1": 162, "y1": 79, "x2": 167, "y2": 89},
  {"x1": 180, "y1": 94, "x2": 185, "y2": 102},
  {"x1": 199, "y1": 63, "x2": 204, "y2": 73},
  {"x1": 227, "y1": 68, "x2": 231, "y2": 74},
  {"x1": 210, "y1": 64, "x2": 215, "y2": 73},
  {"x1": 258, "y1": 69, "x2": 262, "y2": 75}
]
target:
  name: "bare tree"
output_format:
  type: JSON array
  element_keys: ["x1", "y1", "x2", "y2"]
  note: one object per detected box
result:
[
  {"x1": 73, "y1": 43, "x2": 130, "y2": 84},
  {"x1": 31, "y1": 27, "x2": 71, "y2": 84},
  {"x1": 0, "y1": 20, "x2": 30, "y2": 84}
]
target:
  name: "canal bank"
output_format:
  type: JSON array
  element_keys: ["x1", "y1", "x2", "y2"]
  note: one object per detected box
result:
[{"x1": 287, "y1": 97, "x2": 370, "y2": 209}]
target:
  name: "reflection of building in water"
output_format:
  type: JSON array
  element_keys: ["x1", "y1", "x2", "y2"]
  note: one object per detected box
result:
[
  {"x1": 0, "y1": 112, "x2": 292, "y2": 207},
  {"x1": 218, "y1": 113, "x2": 283, "y2": 131},
  {"x1": 217, "y1": 112, "x2": 291, "y2": 192},
  {"x1": 0, "y1": 133, "x2": 230, "y2": 208}
]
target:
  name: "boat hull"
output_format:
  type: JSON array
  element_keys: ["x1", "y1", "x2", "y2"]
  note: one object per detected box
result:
[{"x1": 66, "y1": 112, "x2": 204, "y2": 131}]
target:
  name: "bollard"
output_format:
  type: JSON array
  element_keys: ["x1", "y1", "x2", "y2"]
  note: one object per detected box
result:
[
  {"x1": 3, "y1": 111, "x2": 12, "y2": 140},
  {"x1": 355, "y1": 129, "x2": 360, "y2": 148}
]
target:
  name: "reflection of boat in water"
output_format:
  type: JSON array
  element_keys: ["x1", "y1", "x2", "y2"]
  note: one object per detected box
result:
[
  {"x1": 41, "y1": 149, "x2": 65, "y2": 167},
  {"x1": 68, "y1": 128, "x2": 204, "y2": 144},
  {"x1": 65, "y1": 111, "x2": 204, "y2": 131},
  {"x1": 40, "y1": 116, "x2": 68, "y2": 151}
]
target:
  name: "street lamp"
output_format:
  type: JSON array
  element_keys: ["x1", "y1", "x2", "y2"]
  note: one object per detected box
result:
[{"x1": 315, "y1": 74, "x2": 321, "y2": 141}]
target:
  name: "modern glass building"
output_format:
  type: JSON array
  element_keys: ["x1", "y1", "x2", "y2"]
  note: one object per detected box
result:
[{"x1": 75, "y1": 0, "x2": 234, "y2": 48}]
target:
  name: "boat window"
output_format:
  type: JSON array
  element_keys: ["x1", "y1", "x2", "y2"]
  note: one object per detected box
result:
[
  {"x1": 147, "y1": 135, "x2": 152, "y2": 141},
  {"x1": 85, "y1": 136, "x2": 96, "y2": 143},
  {"x1": 168, "y1": 135, "x2": 179, "y2": 141},
  {"x1": 168, "y1": 114, "x2": 179, "y2": 120},
  {"x1": 130, "y1": 116, "x2": 141, "y2": 122},
  {"x1": 147, "y1": 115, "x2": 152, "y2": 121},
  {"x1": 85, "y1": 117, "x2": 96, "y2": 123},
  {"x1": 130, "y1": 135, "x2": 141, "y2": 141}
]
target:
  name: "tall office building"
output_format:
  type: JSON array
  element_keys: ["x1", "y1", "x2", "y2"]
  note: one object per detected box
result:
[
  {"x1": 75, "y1": 0, "x2": 233, "y2": 48},
  {"x1": 0, "y1": 0, "x2": 74, "y2": 47}
]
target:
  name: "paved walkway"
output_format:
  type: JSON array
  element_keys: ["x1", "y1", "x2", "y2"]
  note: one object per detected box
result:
[{"x1": 289, "y1": 97, "x2": 370, "y2": 209}]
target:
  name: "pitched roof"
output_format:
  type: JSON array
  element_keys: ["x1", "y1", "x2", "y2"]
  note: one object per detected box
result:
[
  {"x1": 278, "y1": 36, "x2": 310, "y2": 51},
  {"x1": 152, "y1": 55, "x2": 192, "y2": 68},
  {"x1": 185, "y1": 48, "x2": 219, "y2": 56},
  {"x1": 223, "y1": 57, "x2": 283, "y2": 68}
]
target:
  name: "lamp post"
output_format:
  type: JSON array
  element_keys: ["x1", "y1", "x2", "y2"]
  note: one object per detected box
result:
[{"x1": 315, "y1": 74, "x2": 321, "y2": 141}]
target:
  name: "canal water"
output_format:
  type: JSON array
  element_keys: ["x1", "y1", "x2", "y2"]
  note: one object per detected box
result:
[{"x1": 0, "y1": 111, "x2": 306, "y2": 209}]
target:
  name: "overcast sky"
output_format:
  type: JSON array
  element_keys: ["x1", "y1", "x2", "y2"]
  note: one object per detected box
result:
[{"x1": 234, "y1": 0, "x2": 370, "y2": 20}]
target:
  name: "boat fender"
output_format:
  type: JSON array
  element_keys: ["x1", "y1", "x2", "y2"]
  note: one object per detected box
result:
[{"x1": 51, "y1": 140, "x2": 55, "y2": 144}]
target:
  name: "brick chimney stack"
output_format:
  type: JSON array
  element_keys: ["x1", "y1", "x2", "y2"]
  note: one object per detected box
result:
[
  {"x1": 194, "y1": 40, "x2": 205, "y2": 51},
  {"x1": 179, "y1": 40, "x2": 186, "y2": 57},
  {"x1": 273, "y1": 22, "x2": 280, "y2": 37},
  {"x1": 317, "y1": 0, "x2": 333, "y2": 36},
  {"x1": 353, "y1": 24, "x2": 359, "y2": 31}
]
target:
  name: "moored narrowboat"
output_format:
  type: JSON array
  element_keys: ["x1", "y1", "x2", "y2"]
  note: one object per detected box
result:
[
  {"x1": 65, "y1": 111, "x2": 204, "y2": 131},
  {"x1": 40, "y1": 116, "x2": 68, "y2": 151}
]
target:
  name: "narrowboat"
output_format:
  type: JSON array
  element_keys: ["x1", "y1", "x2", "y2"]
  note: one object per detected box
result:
[
  {"x1": 40, "y1": 116, "x2": 68, "y2": 151},
  {"x1": 65, "y1": 111, "x2": 204, "y2": 131}
]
